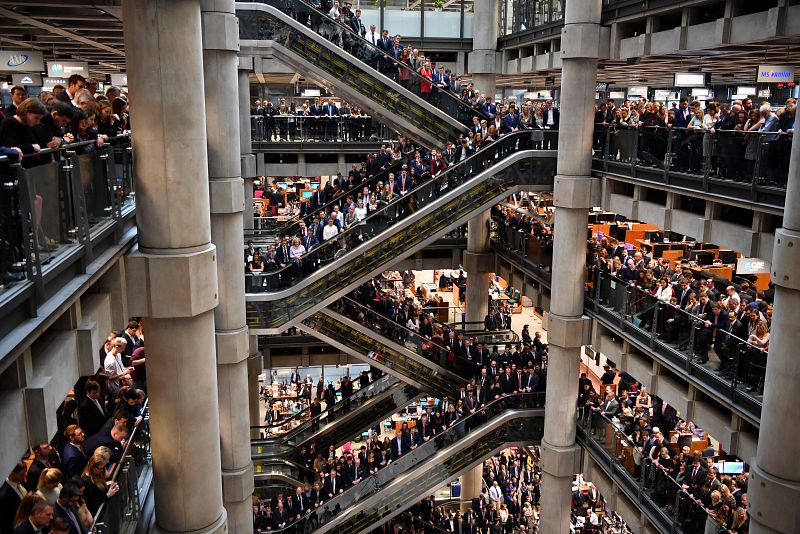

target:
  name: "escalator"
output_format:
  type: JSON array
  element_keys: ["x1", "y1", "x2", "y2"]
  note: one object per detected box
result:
[
  {"x1": 253, "y1": 457, "x2": 314, "y2": 487},
  {"x1": 252, "y1": 378, "x2": 421, "y2": 454},
  {"x1": 247, "y1": 392, "x2": 545, "y2": 534},
  {"x1": 245, "y1": 130, "x2": 558, "y2": 333},
  {"x1": 300, "y1": 309, "x2": 464, "y2": 400},
  {"x1": 237, "y1": 1, "x2": 480, "y2": 147}
]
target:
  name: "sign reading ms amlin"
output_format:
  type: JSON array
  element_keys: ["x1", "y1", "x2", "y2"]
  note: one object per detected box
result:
[
  {"x1": 0, "y1": 50, "x2": 44, "y2": 72},
  {"x1": 757, "y1": 65, "x2": 795, "y2": 83}
]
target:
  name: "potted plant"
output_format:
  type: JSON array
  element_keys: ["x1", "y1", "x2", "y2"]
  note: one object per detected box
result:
[{"x1": 432, "y1": 0, "x2": 444, "y2": 10}]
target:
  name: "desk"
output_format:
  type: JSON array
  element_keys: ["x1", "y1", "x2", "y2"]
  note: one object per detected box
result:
[{"x1": 391, "y1": 414, "x2": 417, "y2": 432}]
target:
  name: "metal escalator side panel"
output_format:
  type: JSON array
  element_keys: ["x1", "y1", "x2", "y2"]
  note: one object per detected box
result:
[
  {"x1": 293, "y1": 382, "x2": 422, "y2": 450},
  {"x1": 325, "y1": 301, "x2": 468, "y2": 389},
  {"x1": 318, "y1": 411, "x2": 545, "y2": 534},
  {"x1": 236, "y1": 3, "x2": 463, "y2": 146},
  {"x1": 245, "y1": 149, "x2": 557, "y2": 333},
  {"x1": 250, "y1": 373, "x2": 398, "y2": 444},
  {"x1": 301, "y1": 312, "x2": 460, "y2": 399}
]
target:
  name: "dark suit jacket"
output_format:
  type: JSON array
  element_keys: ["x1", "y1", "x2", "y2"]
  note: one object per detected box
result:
[
  {"x1": 11, "y1": 521, "x2": 35, "y2": 534},
  {"x1": 323, "y1": 474, "x2": 343, "y2": 497},
  {"x1": 25, "y1": 459, "x2": 47, "y2": 492},
  {"x1": 54, "y1": 502, "x2": 83, "y2": 534},
  {"x1": 82, "y1": 430, "x2": 123, "y2": 463},
  {"x1": 390, "y1": 436, "x2": 410, "y2": 459},
  {"x1": 62, "y1": 443, "x2": 88, "y2": 479},
  {"x1": 78, "y1": 397, "x2": 107, "y2": 439},
  {"x1": 0, "y1": 481, "x2": 23, "y2": 534}
]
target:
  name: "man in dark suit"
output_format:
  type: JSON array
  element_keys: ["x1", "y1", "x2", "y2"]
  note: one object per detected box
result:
[
  {"x1": 592, "y1": 391, "x2": 619, "y2": 432},
  {"x1": 600, "y1": 364, "x2": 616, "y2": 385},
  {"x1": 78, "y1": 381, "x2": 107, "y2": 439},
  {"x1": 275, "y1": 236, "x2": 292, "y2": 268},
  {"x1": 82, "y1": 424, "x2": 128, "y2": 464},
  {"x1": 716, "y1": 310, "x2": 746, "y2": 374},
  {"x1": 12, "y1": 497, "x2": 52, "y2": 534},
  {"x1": 390, "y1": 429, "x2": 410, "y2": 460},
  {"x1": 695, "y1": 302, "x2": 727, "y2": 364},
  {"x1": 272, "y1": 500, "x2": 289, "y2": 529},
  {"x1": 25, "y1": 443, "x2": 54, "y2": 491},
  {"x1": 323, "y1": 468, "x2": 344, "y2": 498},
  {"x1": 309, "y1": 397, "x2": 322, "y2": 432},
  {"x1": 55, "y1": 74, "x2": 86, "y2": 104},
  {"x1": 61, "y1": 426, "x2": 87, "y2": 479},
  {"x1": 321, "y1": 98, "x2": 339, "y2": 141},
  {"x1": 0, "y1": 463, "x2": 27, "y2": 534},
  {"x1": 310, "y1": 188, "x2": 326, "y2": 211},
  {"x1": 53, "y1": 484, "x2": 83, "y2": 534},
  {"x1": 290, "y1": 486, "x2": 309, "y2": 519}
]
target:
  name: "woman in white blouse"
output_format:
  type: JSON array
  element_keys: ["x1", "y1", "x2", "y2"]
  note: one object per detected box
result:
[
  {"x1": 406, "y1": 312, "x2": 420, "y2": 332},
  {"x1": 701, "y1": 102, "x2": 719, "y2": 162},
  {"x1": 653, "y1": 278, "x2": 674, "y2": 303}
]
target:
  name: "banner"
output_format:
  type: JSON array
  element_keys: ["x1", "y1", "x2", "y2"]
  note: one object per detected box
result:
[
  {"x1": 47, "y1": 61, "x2": 89, "y2": 78},
  {"x1": 757, "y1": 65, "x2": 794, "y2": 83}
]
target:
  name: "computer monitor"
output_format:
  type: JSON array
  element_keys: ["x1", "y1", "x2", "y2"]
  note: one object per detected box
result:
[
  {"x1": 310, "y1": 182, "x2": 320, "y2": 190},
  {"x1": 644, "y1": 231, "x2": 664, "y2": 242},
  {"x1": 719, "y1": 462, "x2": 745, "y2": 475},
  {"x1": 700, "y1": 243, "x2": 719, "y2": 251},
  {"x1": 689, "y1": 250, "x2": 715, "y2": 266},
  {"x1": 719, "y1": 250, "x2": 737, "y2": 265},
  {"x1": 612, "y1": 225, "x2": 627, "y2": 241},
  {"x1": 668, "y1": 232, "x2": 685, "y2": 242},
  {"x1": 277, "y1": 182, "x2": 288, "y2": 190},
  {"x1": 301, "y1": 191, "x2": 313, "y2": 200},
  {"x1": 596, "y1": 213, "x2": 616, "y2": 223},
  {"x1": 653, "y1": 243, "x2": 670, "y2": 258}
]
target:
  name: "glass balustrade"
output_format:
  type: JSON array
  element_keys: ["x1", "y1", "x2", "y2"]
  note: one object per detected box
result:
[
  {"x1": 251, "y1": 114, "x2": 392, "y2": 143},
  {"x1": 245, "y1": 130, "x2": 558, "y2": 330},
  {"x1": 251, "y1": 392, "x2": 544, "y2": 534}
]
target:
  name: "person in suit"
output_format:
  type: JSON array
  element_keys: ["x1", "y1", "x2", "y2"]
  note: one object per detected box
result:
[
  {"x1": 77, "y1": 381, "x2": 107, "y2": 440},
  {"x1": 599, "y1": 364, "x2": 616, "y2": 385},
  {"x1": 25, "y1": 444, "x2": 53, "y2": 492},
  {"x1": 53, "y1": 484, "x2": 83, "y2": 534},
  {"x1": 389, "y1": 429, "x2": 410, "y2": 460},
  {"x1": 321, "y1": 98, "x2": 339, "y2": 141},
  {"x1": 592, "y1": 391, "x2": 619, "y2": 432},
  {"x1": 12, "y1": 497, "x2": 52, "y2": 534},
  {"x1": 82, "y1": 424, "x2": 127, "y2": 464},
  {"x1": 3, "y1": 87, "x2": 26, "y2": 119},
  {"x1": 60, "y1": 426, "x2": 87, "y2": 480},
  {"x1": 272, "y1": 500, "x2": 289, "y2": 529},
  {"x1": 322, "y1": 469, "x2": 343, "y2": 499},
  {"x1": 0, "y1": 463, "x2": 28, "y2": 534},
  {"x1": 542, "y1": 101, "x2": 559, "y2": 129},
  {"x1": 309, "y1": 397, "x2": 322, "y2": 432},
  {"x1": 290, "y1": 486, "x2": 309, "y2": 519}
]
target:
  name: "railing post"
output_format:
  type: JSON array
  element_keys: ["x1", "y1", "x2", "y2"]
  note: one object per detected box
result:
[
  {"x1": 686, "y1": 324, "x2": 696, "y2": 372},
  {"x1": 664, "y1": 128, "x2": 674, "y2": 184},
  {"x1": 650, "y1": 303, "x2": 659, "y2": 348},
  {"x1": 630, "y1": 127, "x2": 639, "y2": 176}
]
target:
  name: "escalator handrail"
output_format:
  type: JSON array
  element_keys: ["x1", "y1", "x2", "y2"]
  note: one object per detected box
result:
[
  {"x1": 316, "y1": 406, "x2": 543, "y2": 534},
  {"x1": 252, "y1": 391, "x2": 544, "y2": 534},
  {"x1": 253, "y1": 457, "x2": 316, "y2": 482},
  {"x1": 274, "y1": 159, "x2": 406, "y2": 239},
  {"x1": 338, "y1": 296, "x2": 476, "y2": 382},
  {"x1": 246, "y1": 130, "x2": 555, "y2": 299},
  {"x1": 250, "y1": 373, "x2": 397, "y2": 438},
  {"x1": 236, "y1": 1, "x2": 467, "y2": 135},
  {"x1": 237, "y1": 0, "x2": 486, "y2": 125}
]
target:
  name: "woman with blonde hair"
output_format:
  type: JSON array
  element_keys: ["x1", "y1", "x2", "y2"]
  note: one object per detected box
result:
[
  {"x1": 81, "y1": 446, "x2": 120, "y2": 514},
  {"x1": 35, "y1": 467, "x2": 63, "y2": 505}
]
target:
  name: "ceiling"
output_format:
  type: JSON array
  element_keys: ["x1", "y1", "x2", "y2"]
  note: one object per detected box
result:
[
  {"x1": 1, "y1": 1, "x2": 796, "y2": 92},
  {"x1": 0, "y1": 0, "x2": 125, "y2": 78}
]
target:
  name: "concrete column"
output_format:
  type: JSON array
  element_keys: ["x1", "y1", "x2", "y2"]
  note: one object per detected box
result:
[
  {"x1": 469, "y1": 0, "x2": 499, "y2": 97},
  {"x1": 248, "y1": 335, "x2": 263, "y2": 431},
  {"x1": 747, "y1": 115, "x2": 800, "y2": 534},
  {"x1": 122, "y1": 1, "x2": 226, "y2": 532},
  {"x1": 201, "y1": 1, "x2": 254, "y2": 531},
  {"x1": 464, "y1": 210, "x2": 491, "y2": 324},
  {"x1": 459, "y1": 465, "x2": 483, "y2": 512},
  {"x1": 239, "y1": 61, "x2": 256, "y2": 233},
  {"x1": 539, "y1": 0, "x2": 601, "y2": 532}
]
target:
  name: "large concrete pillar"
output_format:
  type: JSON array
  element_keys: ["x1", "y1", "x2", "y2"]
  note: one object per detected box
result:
[
  {"x1": 538, "y1": 1, "x2": 601, "y2": 532},
  {"x1": 747, "y1": 117, "x2": 800, "y2": 533},
  {"x1": 469, "y1": 0, "x2": 499, "y2": 97},
  {"x1": 239, "y1": 61, "x2": 256, "y2": 233},
  {"x1": 122, "y1": 1, "x2": 226, "y2": 532},
  {"x1": 201, "y1": 1, "x2": 254, "y2": 531},
  {"x1": 464, "y1": 210, "x2": 491, "y2": 324},
  {"x1": 459, "y1": 465, "x2": 483, "y2": 513},
  {"x1": 248, "y1": 335, "x2": 263, "y2": 431}
]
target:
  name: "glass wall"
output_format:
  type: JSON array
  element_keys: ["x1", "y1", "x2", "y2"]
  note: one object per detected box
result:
[{"x1": 500, "y1": 0, "x2": 565, "y2": 36}]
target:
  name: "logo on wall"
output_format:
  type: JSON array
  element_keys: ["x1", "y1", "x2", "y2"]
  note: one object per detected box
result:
[
  {"x1": 50, "y1": 63, "x2": 64, "y2": 75},
  {"x1": 20, "y1": 76, "x2": 33, "y2": 84},
  {"x1": 6, "y1": 54, "x2": 29, "y2": 68}
]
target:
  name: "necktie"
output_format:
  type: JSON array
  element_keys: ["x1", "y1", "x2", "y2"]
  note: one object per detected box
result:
[{"x1": 371, "y1": 34, "x2": 375, "y2": 45}]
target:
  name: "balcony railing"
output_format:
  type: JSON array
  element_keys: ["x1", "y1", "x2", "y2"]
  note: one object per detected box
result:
[
  {"x1": 592, "y1": 124, "x2": 789, "y2": 210},
  {"x1": 489, "y1": 231, "x2": 764, "y2": 424},
  {"x1": 91, "y1": 400, "x2": 151, "y2": 534},
  {"x1": 577, "y1": 409, "x2": 729, "y2": 534},
  {"x1": 251, "y1": 114, "x2": 392, "y2": 143},
  {"x1": 0, "y1": 136, "x2": 134, "y2": 350}
]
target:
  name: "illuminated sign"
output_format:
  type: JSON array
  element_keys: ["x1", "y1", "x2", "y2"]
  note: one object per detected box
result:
[
  {"x1": 11, "y1": 73, "x2": 42, "y2": 86},
  {"x1": 736, "y1": 258, "x2": 771, "y2": 275},
  {"x1": 0, "y1": 51, "x2": 44, "y2": 72},
  {"x1": 674, "y1": 72, "x2": 706, "y2": 87},
  {"x1": 47, "y1": 61, "x2": 88, "y2": 77},
  {"x1": 757, "y1": 65, "x2": 794, "y2": 83},
  {"x1": 736, "y1": 86, "x2": 757, "y2": 96}
]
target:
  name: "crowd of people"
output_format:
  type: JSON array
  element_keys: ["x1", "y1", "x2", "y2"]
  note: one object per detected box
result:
[
  {"x1": 595, "y1": 95, "x2": 795, "y2": 186},
  {"x1": 492, "y1": 201, "x2": 773, "y2": 394},
  {"x1": 580, "y1": 371, "x2": 750, "y2": 533},
  {"x1": 0, "y1": 75, "x2": 130, "y2": 164},
  {"x1": 0, "y1": 320, "x2": 147, "y2": 534}
]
